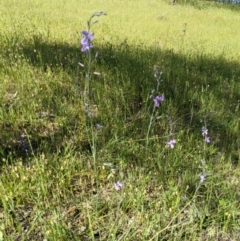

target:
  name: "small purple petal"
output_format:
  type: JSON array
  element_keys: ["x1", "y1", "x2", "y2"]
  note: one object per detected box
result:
[
  {"x1": 205, "y1": 136, "x2": 210, "y2": 143},
  {"x1": 81, "y1": 43, "x2": 93, "y2": 52},
  {"x1": 81, "y1": 30, "x2": 94, "y2": 40},
  {"x1": 167, "y1": 139, "x2": 176, "y2": 148},
  {"x1": 80, "y1": 30, "x2": 94, "y2": 52},
  {"x1": 114, "y1": 181, "x2": 123, "y2": 191},
  {"x1": 81, "y1": 36, "x2": 88, "y2": 45},
  {"x1": 153, "y1": 94, "x2": 164, "y2": 107},
  {"x1": 202, "y1": 127, "x2": 208, "y2": 137},
  {"x1": 200, "y1": 174, "x2": 206, "y2": 183}
]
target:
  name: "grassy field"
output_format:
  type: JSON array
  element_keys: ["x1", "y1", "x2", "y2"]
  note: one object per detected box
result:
[{"x1": 0, "y1": 0, "x2": 240, "y2": 240}]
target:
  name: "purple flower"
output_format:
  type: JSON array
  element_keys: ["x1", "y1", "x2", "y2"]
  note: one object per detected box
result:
[
  {"x1": 205, "y1": 136, "x2": 210, "y2": 143},
  {"x1": 81, "y1": 30, "x2": 94, "y2": 52},
  {"x1": 202, "y1": 127, "x2": 208, "y2": 137},
  {"x1": 167, "y1": 139, "x2": 176, "y2": 148},
  {"x1": 200, "y1": 174, "x2": 206, "y2": 183},
  {"x1": 114, "y1": 181, "x2": 123, "y2": 191},
  {"x1": 153, "y1": 94, "x2": 164, "y2": 107}
]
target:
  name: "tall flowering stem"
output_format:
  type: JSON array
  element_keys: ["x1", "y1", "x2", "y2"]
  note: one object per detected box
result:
[
  {"x1": 79, "y1": 11, "x2": 106, "y2": 167},
  {"x1": 146, "y1": 66, "x2": 164, "y2": 146}
]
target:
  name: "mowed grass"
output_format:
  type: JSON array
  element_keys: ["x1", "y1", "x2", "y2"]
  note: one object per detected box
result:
[{"x1": 0, "y1": 0, "x2": 240, "y2": 240}]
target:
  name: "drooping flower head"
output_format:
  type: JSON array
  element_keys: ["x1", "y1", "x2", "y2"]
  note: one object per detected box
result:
[
  {"x1": 167, "y1": 139, "x2": 176, "y2": 148},
  {"x1": 153, "y1": 94, "x2": 164, "y2": 107},
  {"x1": 81, "y1": 30, "x2": 94, "y2": 52}
]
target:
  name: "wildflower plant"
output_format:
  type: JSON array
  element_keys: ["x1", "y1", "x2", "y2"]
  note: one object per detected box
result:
[
  {"x1": 79, "y1": 11, "x2": 106, "y2": 166},
  {"x1": 146, "y1": 66, "x2": 164, "y2": 146},
  {"x1": 197, "y1": 120, "x2": 212, "y2": 188},
  {"x1": 146, "y1": 66, "x2": 178, "y2": 150}
]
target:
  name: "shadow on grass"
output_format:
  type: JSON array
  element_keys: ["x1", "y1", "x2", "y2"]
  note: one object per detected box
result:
[
  {"x1": 1, "y1": 34, "x2": 239, "y2": 163},
  {"x1": 175, "y1": 0, "x2": 240, "y2": 12}
]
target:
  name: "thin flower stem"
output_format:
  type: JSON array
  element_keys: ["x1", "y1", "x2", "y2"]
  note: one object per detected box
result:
[
  {"x1": 146, "y1": 106, "x2": 156, "y2": 147},
  {"x1": 146, "y1": 78, "x2": 160, "y2": 147},
  {"x1": 90, "y1": 119, "x2": 97, "y2": 165},
  {"x1": 80, "y1": 11, "x2": 106, "y2": 172},
  {"x1": 88, "y1": 52, "x2": 91, "y2": 92}
]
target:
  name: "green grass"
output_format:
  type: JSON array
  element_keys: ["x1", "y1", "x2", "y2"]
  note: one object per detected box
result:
[{"x1": 0, "y1": 0, "x2": 240, "y2": 240}]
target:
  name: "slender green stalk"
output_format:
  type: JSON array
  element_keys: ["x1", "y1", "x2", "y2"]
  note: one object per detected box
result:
[
  {"x1": 85, "y1": 49, "x2": 91, "y2": 96},
  {"x1": 146, "y1": 106, "x2": 156, "y2": 147},
  {"x1": 146, "y1": 69, "x2": 161, "y2": 147}
]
